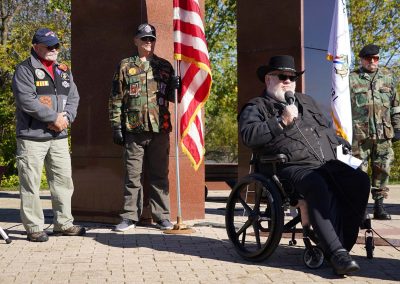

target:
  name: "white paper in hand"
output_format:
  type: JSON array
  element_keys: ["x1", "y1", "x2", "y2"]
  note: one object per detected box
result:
[{"x1": 336, "y1": 145, "x2": 363, "y2": 169}]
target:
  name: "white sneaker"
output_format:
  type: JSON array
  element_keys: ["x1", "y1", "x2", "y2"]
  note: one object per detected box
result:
[
  {"x1": 114, "y1": 219, "x2": 136, "y2": 232},
  {"x1": 156, "y1": 219, "x2": 173, "y2": 230}
]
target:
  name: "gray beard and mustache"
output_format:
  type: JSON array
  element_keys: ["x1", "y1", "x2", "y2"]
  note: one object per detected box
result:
[{"x1": 267, "y1": 84, "x2": 295, "y2": 102}]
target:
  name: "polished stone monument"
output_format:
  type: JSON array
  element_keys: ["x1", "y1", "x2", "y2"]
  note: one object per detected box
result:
[{"x1": 71, "y1": 0, "x2": 205, "y2": 223}]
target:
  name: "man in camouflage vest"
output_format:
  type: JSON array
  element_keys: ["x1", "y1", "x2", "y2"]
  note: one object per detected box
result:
[
  {"x1": 350, "y1": 44, "x2": 400, "y2": 220},
  {"x1": 109, "y1": 23, "x2": 180, "y2": 231}
]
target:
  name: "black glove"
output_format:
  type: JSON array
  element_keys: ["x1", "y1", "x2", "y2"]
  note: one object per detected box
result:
[
  {"x1": 393, "y1": 131, "x2": 400, "y2": 142},
  {"x1": 336, "y1": 135, "x2": 352, "y2": 154},
  {"x1": 170, "y1": 75, "x2": 181, "y2": 93},
  {"x1": 113, "y1": 127, "x2": 124, "y2": 146}
]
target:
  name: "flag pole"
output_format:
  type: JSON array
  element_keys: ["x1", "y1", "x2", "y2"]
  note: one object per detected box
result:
[{"x1": 164, "y1": 60, "x2": 195, "y2": 235}]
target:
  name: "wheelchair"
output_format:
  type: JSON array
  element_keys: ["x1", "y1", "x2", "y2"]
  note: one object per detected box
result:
[{"x1": 225, "y1": 153, "x2": 374, "y2": 269}]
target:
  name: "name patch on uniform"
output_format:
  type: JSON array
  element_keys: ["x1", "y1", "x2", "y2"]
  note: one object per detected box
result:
[
  {"x1": 35, "y1": 69, "x2": 45, "y2": 79},
  {"x1": 36, "y1": 81, "x2": 49, "y2": 87}
]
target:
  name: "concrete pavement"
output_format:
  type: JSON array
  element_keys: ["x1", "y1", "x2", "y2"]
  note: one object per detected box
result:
[{"x1": 0, "y1": 185, "x2": 399, "y2": 283}]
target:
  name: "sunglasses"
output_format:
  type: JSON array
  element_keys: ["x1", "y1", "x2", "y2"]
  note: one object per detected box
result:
[
  {"x1": 363, "y1": 55, "x2": 379, "y2": 62},
  {"x1": 46, "y1": 44, "x2": 60, "y2": 51},
  {"x1": 140, "y1": 36, "x2": 155, "y2": 42},
  {"x1": 270, "y1": 74, "x2": 298, "y2": 82}
]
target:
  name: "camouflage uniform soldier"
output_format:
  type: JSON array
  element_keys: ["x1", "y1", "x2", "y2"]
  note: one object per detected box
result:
[
  {"x1": 109, "y1": 23, "x2": 181, "y2": 231},
  {"x1": 350, "y1": 44, "x2": 400, "y2": 220}
]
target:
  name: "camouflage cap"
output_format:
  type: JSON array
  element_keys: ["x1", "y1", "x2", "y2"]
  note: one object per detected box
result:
[
  {"x1": 135, "y1": 23, "x2": 156, "y2": 39},
  {"x1": 359, "y1": 44, "x2": 380, "y2": 58}
]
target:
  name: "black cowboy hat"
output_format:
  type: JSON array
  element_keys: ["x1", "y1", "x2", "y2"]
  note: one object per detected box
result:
[{"x1": 256, "y1": 55, "x2": 305, "y2": 83}]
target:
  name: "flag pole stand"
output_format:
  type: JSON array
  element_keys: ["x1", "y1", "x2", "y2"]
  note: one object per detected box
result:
[{"x1": 164, "y1": 61, "x2": 195, "y2": 235}]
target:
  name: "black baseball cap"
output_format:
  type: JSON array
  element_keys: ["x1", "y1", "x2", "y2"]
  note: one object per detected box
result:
[
  {"x1": 32, "y1": 28, "x2": 60, "y2": 46},
  {"x1": 135, "y1": 23, "x2": 156, "y2": 39}
]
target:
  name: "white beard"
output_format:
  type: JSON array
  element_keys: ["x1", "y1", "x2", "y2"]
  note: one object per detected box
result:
[
  {"x1": 45, "y1": 53, "x2": 58, "y2": 62},
  {"x1": 265, "y1": 74, "x2": 297, "y2": 102},
  {"x1": 267, "y1": 85, "x2": 287, "y2": 102}
]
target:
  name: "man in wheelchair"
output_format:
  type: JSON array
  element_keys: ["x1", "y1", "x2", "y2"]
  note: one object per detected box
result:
[{"x1": 238, "y1": 55, "x2": 370, "y2": 275}]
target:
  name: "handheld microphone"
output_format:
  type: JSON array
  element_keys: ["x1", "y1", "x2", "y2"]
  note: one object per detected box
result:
[
  {"x1": 284, "y1": 91, "x2": 297, "y2": 124},
  {"x1": 284, "y1": 91, "x2": 295, "y2": 105}
]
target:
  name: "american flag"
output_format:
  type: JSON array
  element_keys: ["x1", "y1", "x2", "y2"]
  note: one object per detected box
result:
[{"x1": 173, "y1": 0, "x2": 212, "y2": 170}]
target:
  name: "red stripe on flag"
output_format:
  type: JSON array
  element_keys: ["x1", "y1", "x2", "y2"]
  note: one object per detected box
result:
[
  {"x1": 173, "y1": 19, "x2": 206, "y2": 42},
  {"x1": 174, "y1": 0, "x2": 212, "y2": 170},
  {"x1": 174, "y1": 43, "x2": 210, "y2": 69},
  {"x1": 194, "y1": 114, "x2": 204, "y2": 145},
  {"x1": 180, "y1": 72, "x2": 211, "y2": 134},
  {"x1": 182, "y1": 133, "x2": 201, "y2": 165},
  {"x1": 180, "y1": 63, "x2": 197, "y2": 99},
  {"x1": 174, "y1": 0, "x2": 201, "y2": 13}
]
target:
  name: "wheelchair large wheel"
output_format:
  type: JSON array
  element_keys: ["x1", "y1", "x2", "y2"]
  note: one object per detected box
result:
[{"x1": 225, "y1": 173, "x2": 284, "y2": 262}]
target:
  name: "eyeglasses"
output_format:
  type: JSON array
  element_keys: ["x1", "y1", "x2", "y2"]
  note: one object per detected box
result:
[
  {"x1": 46, "y1": 44, "x2": 60, "y2": 51},
  {"x1": 363, "y1": 55, "x2": 379, "y2": 62},
  {"x1": 270, "y1": 74, "x2": 298, "y2": 82},
  {"x1": 140, "y1": 36, "x2": 155, "y2": 42}
]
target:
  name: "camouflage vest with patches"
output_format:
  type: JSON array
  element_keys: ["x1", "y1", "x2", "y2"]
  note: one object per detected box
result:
[
  {"x1": 109, "y1": 55, "x2": 175, "y2": 133},
  {"x1": 349, "y1": 67, "x2": 400, "y2": 141}
]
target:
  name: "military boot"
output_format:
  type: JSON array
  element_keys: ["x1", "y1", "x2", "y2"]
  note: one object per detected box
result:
[{"x1": 373, "y1": 198, "x2": 391, "y2": 220}]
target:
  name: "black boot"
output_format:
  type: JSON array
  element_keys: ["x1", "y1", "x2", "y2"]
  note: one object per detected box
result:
[
  {"x1": 329, "y1": 249, "x2": 360, "y2": 275},
  {"x1": 373, "y1": 198, "x2": 391, "y2": 220}
]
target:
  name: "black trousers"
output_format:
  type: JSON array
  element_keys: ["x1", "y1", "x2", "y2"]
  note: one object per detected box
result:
[{"x1": 279, "y1": 160, "x2": 370, "y2": 255}]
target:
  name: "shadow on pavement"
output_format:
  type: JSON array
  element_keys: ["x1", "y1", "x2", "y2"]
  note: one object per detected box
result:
[
  {"x1": 0, "y1": 191, "x2": 51, "y2": 200},
  {"x1": 0, "y1": 208, "x2": 53, "y2": 223},
  {"x1": 0, "y1": 192, "x2": 20, "y2": 199},
  {"x1": 83, "y1": 229, "x2": 400, "y2": 281}
]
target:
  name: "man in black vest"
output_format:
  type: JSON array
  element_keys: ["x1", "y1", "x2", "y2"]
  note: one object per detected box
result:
[
  {"x1": 239, "y1": 55, "x2": 370, "y2": 275},
  {"x1": 12, "y1": 28, "x2": 85, "y2": 242}
]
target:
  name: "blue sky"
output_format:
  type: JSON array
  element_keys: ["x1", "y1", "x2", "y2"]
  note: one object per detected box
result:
[{"x1": 304, "y1": 0, "x2": 336, "y2": 111}]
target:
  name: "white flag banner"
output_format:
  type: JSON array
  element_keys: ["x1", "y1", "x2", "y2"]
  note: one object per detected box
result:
[{"x1": 327, "y1": 0, "x2": 352, "y2": 143}]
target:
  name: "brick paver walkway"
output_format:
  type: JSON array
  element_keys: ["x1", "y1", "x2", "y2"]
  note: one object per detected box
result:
[{"x1": 0, "y1": 186, "x2": 399, "y2": 283}]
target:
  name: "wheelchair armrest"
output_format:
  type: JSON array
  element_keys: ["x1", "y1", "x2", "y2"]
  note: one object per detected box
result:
[{"x1": 258, "y1": 154, "x2": 288, "y2": 164}]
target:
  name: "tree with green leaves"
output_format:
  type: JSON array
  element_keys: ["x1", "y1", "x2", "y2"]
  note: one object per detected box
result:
[
  {"x1": 204, "y1": 0, "x2": 237, "y2": 163},
  {"x1": 348, "y1": 0, "x2": 400, "y2": 71}
]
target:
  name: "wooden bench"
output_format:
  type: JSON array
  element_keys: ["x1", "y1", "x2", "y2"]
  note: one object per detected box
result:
[{"x1": 205, "y1": 163, "x2": 238, "y2": 197}]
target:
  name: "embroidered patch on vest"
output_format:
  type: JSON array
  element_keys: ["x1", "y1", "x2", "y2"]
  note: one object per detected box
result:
[
  {"x1": 130, "y1": 83, "x2": 139, "y2": 95},
  {"x1": 57, "y1": 63, "x2": 68, "y2": 72},
  {"x1": 36, "y1": 81, "x2": 49, "y2": 87},
  {"x1": 128, "y1": 68, "x2": 137, "y2": 75},
  {"x1": 39, "y1": 96, "x2": 52, "y2": 108},
  {"x1": 61, "y1": 72, "x2": 69, "y2": 80},
  {"x1": 62, "y1": 81, "x2": 70, "y2": 88},
  {"x1": 35, "y1": 69, "x2": 45, "y2": 79}
]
